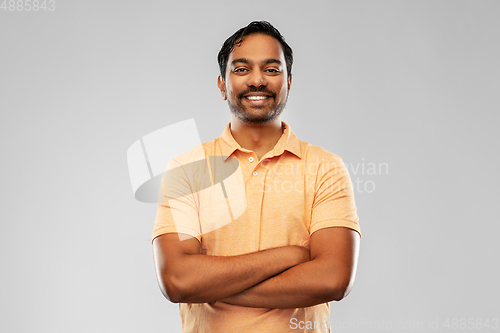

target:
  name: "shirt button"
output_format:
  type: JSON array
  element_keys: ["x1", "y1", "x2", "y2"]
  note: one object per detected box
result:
[
  {"x1": 252, "y1": 171, "x2": 258, "y2": 176},
  {"x1": 248, "y1": 157, "x2": 254, "y2": 162}
]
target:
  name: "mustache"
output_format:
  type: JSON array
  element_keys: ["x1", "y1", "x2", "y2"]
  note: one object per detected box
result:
[{"x1": 237, "y1": 87, "x2": 276, "y2": 99}]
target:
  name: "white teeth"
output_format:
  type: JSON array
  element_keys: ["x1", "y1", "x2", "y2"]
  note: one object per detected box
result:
[{"x1": 246, "y1": 95, "x2": 269, "y2": 100}]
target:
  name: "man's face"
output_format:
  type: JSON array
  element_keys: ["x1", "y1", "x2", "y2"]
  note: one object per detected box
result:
[{"x1": 218, "y1": 33, "x2": 292, "y2": 124}]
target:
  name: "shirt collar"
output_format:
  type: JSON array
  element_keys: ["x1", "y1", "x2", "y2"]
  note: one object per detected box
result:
[{"x1": 219, "y1": 121, "x2": 302, "y2": 161}]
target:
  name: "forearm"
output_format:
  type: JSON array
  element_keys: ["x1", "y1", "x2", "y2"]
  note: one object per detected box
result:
[
  {"x1": 165, "y1": 245, "x2": 307, "y2": 303},
  {"x1": 220, "y1": 258, "x2": 345, "y2": 309}
]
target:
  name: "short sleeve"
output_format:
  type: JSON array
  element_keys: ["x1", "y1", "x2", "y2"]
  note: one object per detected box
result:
[
  {"x1": 151, "y1": 158, "x2": 202, "y2": 243},
  {"x1": 310, "y1": 155, "x2": 361, "y2": 237}
]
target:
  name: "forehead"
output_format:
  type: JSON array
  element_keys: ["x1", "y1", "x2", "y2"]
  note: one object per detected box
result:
[{"x1": 228, "y1": 33, "x2": 285, "y2": 64}]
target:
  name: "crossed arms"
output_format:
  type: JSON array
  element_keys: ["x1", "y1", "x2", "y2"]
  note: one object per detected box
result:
[{"x1": 152, "y1": 226, "x2": 360, "y2": 309}]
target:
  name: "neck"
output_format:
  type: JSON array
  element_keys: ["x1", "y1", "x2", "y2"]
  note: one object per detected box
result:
[{"x1": 230, "y1": 116, "x2": 283, "y2": 159}]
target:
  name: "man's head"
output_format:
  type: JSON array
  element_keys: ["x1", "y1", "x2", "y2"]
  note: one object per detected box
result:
[
  {"x1": 217, "y1": 21, "x2": 293, "y2": 82},
  {"x1": 217, "y1": 21, "x2": 293, "y2": 124}
]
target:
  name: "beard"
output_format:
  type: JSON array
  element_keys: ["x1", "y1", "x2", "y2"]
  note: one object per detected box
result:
[{"x1": 227, "y1": 87, "x2": 288, "y2": 124}]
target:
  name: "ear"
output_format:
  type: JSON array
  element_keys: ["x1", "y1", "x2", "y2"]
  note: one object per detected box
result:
[
  {"x1": 217, "y1": 76, "x2": 227, "y2": 100},
  {"x1": 287, "y1": 74, "x2": 292, "y2": 92}
]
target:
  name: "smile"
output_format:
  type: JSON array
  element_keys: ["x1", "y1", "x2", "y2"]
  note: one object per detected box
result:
[{"x1": 244, "y1": 95, "x2": 270, "y2": 101}]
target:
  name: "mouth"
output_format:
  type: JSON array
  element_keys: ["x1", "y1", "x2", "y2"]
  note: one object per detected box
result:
[{"x1": 242, "y1": 93, "x2": 273, "y2": 105}]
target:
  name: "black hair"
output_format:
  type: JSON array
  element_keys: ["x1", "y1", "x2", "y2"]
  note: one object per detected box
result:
[{"x1": 217, "y1": 21, "x2": 293, "y2": 80}]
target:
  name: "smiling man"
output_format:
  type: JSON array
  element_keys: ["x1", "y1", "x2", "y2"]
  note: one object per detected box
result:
[
  {"x1": 152, "y1": 21, "x2": 361, "y2": 333},
  {"x1": 217, "y1": 31, "x2": 291, "y2": 160}
]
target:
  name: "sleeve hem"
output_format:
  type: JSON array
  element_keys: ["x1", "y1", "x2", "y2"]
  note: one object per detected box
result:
[
  {"x1": 151, "y1": 227, "x2": 202, "y2": 243},
  {"x1": 310, "y1": 219, "x2": 361, "y2": 238}
]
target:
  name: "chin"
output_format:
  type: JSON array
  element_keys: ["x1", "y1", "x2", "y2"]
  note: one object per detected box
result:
[
  {"x1": 240, "y1": 112, "x2": 281, "y2": 124},
  {"x1": 228, "y1": 101, "x2": 285, "y2": 124}
]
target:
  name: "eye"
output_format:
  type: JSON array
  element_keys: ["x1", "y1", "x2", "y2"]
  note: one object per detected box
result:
[
  {"x1": 265, "y1": 68, "x2": 281, "y2": 74},
  {"x1": 233, "y1": 68, "x2": 248, "y2": 73}
]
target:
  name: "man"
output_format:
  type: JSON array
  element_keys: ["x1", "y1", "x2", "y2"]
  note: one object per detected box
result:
[{"x1": 152, "y1": 21, "x2": 360, "y2": 332}]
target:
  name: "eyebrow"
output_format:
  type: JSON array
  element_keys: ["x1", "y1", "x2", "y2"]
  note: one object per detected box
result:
[{"x1": 230, "y1": 58, "x2": 283, "y2": 66}]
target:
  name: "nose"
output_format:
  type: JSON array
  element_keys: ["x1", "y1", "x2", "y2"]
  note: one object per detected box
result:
[{"x1": 246, "y1": 70, "x2": 267, "y2": 87}]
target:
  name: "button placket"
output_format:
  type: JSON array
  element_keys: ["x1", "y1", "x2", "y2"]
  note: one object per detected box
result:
[{"x1": 246, "y1": 161, "x2": 264, "y2": 251}]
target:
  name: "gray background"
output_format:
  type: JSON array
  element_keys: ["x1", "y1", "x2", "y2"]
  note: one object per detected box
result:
[{"x1": 1, "y1": 0, "x2": 499, "y2": 332}]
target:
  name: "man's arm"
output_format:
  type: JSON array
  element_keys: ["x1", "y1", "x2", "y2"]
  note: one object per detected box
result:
[
  {"x1": 219, "y1": 227, "x2": 360, "y2": 308},
  {"x1": 152, "y1": 233, "x2": 310, "y2": 304}
]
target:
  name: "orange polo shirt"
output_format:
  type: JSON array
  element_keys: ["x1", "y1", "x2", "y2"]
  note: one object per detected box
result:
[{"x1": 152, "y1": 121, "x2": 360, "y2": 333}]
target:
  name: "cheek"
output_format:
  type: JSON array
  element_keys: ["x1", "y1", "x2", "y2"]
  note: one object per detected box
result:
[
  {"x1": 224, "y1": 80, "x2": 239, "y2": 98},
  {"x1": 277, "y1": 82, "x2": 289, "y2": 99}
]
